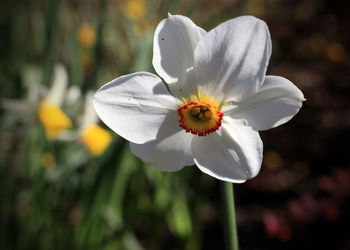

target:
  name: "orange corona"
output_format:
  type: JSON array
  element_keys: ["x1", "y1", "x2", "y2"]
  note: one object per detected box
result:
[{"x1": 177, "y1": 101, "x2": 224, "y2": 136}]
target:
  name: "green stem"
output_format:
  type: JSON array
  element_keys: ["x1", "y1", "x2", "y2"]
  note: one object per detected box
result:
[
  {"x1": 42, "y1": 0, "x2": 61, "y2": 86},
  {"x1": 221, "y1": 181, "x2": 239, "y2": 250}
]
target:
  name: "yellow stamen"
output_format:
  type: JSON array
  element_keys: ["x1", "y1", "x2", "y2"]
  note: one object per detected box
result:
[
  {"x1": 201, "y1": 110, "x2": 212, "y2": 120},
  {"x1": 178, "y1": 101, "x2": 223, "y2": 136},
  {"x1": 191, "y1": 107, "x2": 201, "y2": 116}
]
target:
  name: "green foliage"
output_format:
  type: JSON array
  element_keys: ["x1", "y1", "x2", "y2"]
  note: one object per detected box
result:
[{"x1": 0, "y1": 2, "x2": 210, "y2": 248}]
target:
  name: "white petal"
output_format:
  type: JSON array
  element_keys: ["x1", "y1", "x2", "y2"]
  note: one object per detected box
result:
[
  {"x1": 130, "y1": 112, "x2": 194, "y2": 171},
  {"x1": 45, "y1": 64, "x2": 68, "y2": 106},
  {"x1": 153, "y1": 14, "x2": 206, "y2": 97},
  {"x1": 194, "y1": 16, "x2": 272, "y2": 103},
  {"x1": 225, "y1": 76, "x2": 305, "y2": 131},
  {"x1": 93, "y1": 72, "x2": 180, "y2": 144},
  {"x1": 81, "y1": 91, "x2": 98, "y2": 129},
  {"x1": 191, "y1": 117, "x2": 263, "y2": 183}
]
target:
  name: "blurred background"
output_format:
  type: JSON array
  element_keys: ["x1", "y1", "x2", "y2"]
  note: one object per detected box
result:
[{"x1": 1, "y1": 0, "x2": 349, "y2": 249}]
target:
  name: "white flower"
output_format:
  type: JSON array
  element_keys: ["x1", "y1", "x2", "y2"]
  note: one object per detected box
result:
[
  {"x1": 94, "y1": 14, "x2": 304, "y2": 183},
  {"x1": 80, "y1": 91, "x2": 112, "y2": 156},
  {"x1": 38, "y1": 64, "x2": 72, "y2": 139}
]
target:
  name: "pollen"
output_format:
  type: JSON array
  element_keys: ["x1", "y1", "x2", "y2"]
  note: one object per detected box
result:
[{"x1": 177, "y1": 101, "x2": 223, "y2": 136}]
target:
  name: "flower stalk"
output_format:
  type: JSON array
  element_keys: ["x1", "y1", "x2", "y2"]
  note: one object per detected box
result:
[
  {"x1": 221, "y1": 181, "x2": 239, "y2": 250},
  {"x1": 42, "y1": 0, "x2": 61, "y2": 86}
]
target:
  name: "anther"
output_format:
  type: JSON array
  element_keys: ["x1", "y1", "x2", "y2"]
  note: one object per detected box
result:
[
  {"x1": 200, "y1": 106, "x2": 208, "y2": 111},
  {"x1": 191, "y1": 107, "x2": 201, "y2": 116},
  {"x1": 203, "y1": 110, "x2": 212, "y2": 120},
  {"x1": 198, "y1": 110, "x2": 212, "y2": 121}
]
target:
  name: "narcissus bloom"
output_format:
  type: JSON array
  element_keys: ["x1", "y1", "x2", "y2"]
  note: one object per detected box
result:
[
  {"x1": 121, "y1": 0, "x2": 147, "y2": 21},
  {"x1": 38, "y1": 104, "x2": 72, "y2": 139},
  {"x1": 94, "y1": 14, "x2": 304, "y2": 183},
  {"x1": 38, "y1": 64, "x2": 72, "y2": 139},
  {"x1": 78, "y1": 23, "x2": 96, "y2": 48},
  {"x1": 80, "y1": 92, "x2": 111, "y2": 156}
]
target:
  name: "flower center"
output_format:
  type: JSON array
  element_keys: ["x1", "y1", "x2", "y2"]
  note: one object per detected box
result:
[{"x1": 177, "y1": 101, "x2": 223, "y2": 136}]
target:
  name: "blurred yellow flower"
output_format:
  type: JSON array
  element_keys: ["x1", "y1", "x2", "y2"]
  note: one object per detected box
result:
[
  {"x1": 38, "y1": 64, "x2": 71, "y2": 139},
  {"x1": 81, "y1": 124, "x2": 111, "y2": 156},
  {"x1": 78, "y1": 23, "x2": 96, "y2": 48},
  {"x1": 80, "y1": 91, "x2": 112, "y2": 156},
  {"x1": 38, "y1": 103, "x2": 72, "y2": 139},
  {"x1": 121, "y1": 0, "x2": 147, "y2": 21}
]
